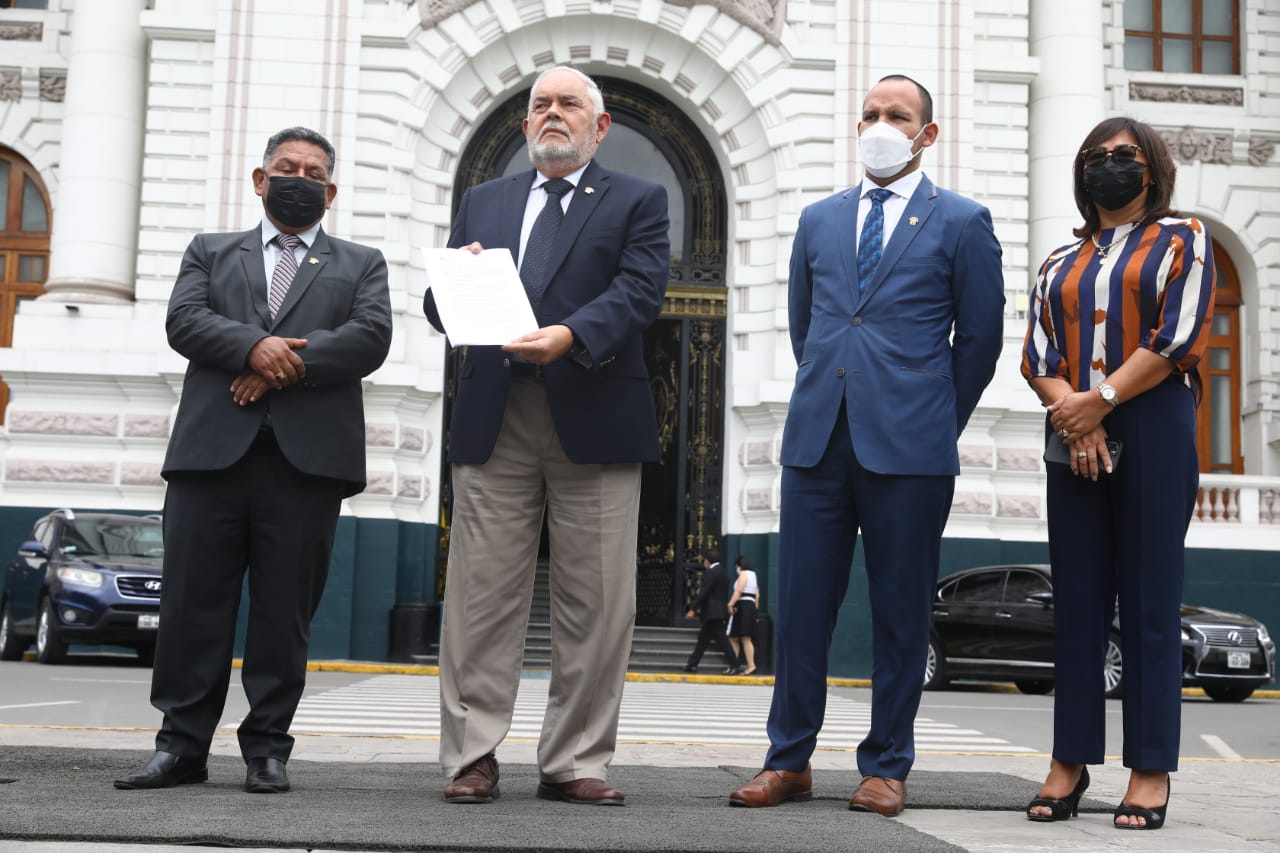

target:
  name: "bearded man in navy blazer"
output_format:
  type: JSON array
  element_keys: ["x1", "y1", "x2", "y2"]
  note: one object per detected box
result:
[
  {"x1": 424, "y1": 66, "x2": 669, "y2": 806},
  {"x1": 115, "y1": 127, "x2": 393, "y2": 794},
  {"x1": 730, "y1": 75, "x2": 1005, "y2": 815}
]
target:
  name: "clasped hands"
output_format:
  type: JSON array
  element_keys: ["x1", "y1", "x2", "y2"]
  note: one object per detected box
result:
[
  {"x1": 231, "y1": 336, "x2": 308, "y2": 406},
  {"x1": 460, "y1": 241, "x2": 574, "y2": 364},
  {"x1": 1046, "y1": 390, "x2": 1113, "y2": 479}
]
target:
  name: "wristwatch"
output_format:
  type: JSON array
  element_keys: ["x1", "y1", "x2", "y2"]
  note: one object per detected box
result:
[{"x1": 1098, "y1": 382, "x2": 1120, "y2": 408}]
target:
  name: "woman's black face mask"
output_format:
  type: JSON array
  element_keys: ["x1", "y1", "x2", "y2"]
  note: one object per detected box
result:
[
  {"x1": 266, "y1": 176, "x2": 327, "y2": 228},
  {"x1": 1084, "y1": 158, "x2": 1147, "y2": 212}
]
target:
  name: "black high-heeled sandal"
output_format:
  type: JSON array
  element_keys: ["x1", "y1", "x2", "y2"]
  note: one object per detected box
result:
[
  {"x1": 1113, "y1": 777, "x2": 1169, "y2": 830},
  {"x1": 1025, "y1": 765, "x2": 1090, "y2": 822}
]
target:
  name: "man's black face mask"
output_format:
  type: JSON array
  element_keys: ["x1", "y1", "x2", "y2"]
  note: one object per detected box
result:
[{"x1": 266, "y1": 176, "x2": 327, "y2": 228}]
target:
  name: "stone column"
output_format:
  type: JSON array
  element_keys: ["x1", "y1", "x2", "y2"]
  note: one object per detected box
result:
[
  {"x1": 43, "y1": 0, "x2": 147, "y2": 303},
  {"x1": 1027, "y1": 0, "x2": 1106, "y2": 274}
]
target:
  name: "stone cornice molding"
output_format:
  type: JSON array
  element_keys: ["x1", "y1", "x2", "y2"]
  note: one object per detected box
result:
[
  {"x1": 417, "y1": 0, "x2": 784, "y2": 45},
  {"x1": 1130, "y1": 81, "x2": 1242, "y2": 106}
]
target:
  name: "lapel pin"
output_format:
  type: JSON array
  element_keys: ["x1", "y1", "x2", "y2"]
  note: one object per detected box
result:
[
  {"x1": 308, "y1": 257, "x2": 319, "y2": 264},
  {"x1": 908, "y1": 216, "x2": 919, "y2": 226},
  {"x1": 584, "y1": 187, "x2": 595, "y2": 194}
]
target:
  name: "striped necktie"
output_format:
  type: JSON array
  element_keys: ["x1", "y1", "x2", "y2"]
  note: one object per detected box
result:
[{"x1": 269, "y1": 233, "x2": 302, "y2": 319}]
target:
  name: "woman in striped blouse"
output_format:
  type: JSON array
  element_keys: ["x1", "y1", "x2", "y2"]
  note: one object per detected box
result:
[{"x1": 1020, "y1": 117, "x2": 1215, "y2": 830}]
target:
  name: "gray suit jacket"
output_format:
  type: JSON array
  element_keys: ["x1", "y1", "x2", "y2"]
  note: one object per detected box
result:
[{"x1": 163, "y1": 225, "x2": 393, "y2": 496}]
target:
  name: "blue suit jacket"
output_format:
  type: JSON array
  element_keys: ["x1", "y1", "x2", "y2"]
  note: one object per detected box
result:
[
  {"x1": 782, "y1": 175, "x2": 1005, "y2": 474},
  {"x1": 424, "y1": 161, "x2": 670, "y2": 464}
]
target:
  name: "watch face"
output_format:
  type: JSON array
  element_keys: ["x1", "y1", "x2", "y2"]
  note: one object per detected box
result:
[{"x1": 1101, "y1": 385, "x2": 1117, "y2": 402}]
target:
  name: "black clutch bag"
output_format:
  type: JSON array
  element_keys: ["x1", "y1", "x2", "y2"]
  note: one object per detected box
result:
[{"x1": 1044, "y1": 433, "x2": 1123, "y2": 469}]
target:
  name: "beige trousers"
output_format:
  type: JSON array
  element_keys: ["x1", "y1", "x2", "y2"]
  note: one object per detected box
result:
[{"x1": 438, "y1": 379, "x2": 640, "y2": 783}]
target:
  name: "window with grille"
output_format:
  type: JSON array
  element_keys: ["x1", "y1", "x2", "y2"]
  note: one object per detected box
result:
[{"x1": 1124, "y1": 0, "x2": 1240, "y2": 74}]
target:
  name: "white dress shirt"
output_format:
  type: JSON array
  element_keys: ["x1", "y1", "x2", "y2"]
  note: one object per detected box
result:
[
  {"x1": 855, "y1": 170, "x2": 924, "y2": 255},
  {"x1": 517, "y1": 162, "x2": 590, "y2": 269}
]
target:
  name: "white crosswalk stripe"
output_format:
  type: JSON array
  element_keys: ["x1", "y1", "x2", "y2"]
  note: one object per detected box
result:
[{"x1": 228, "y1": 674, "x2": 1034, "y2": 753}]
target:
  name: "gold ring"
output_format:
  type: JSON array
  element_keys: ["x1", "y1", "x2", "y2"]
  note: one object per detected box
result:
[
  {"x1": 1077, "y1": 451, "x2": 1088, "y2": 458},
  {"x1": 275, "y1": 372, "x2": 285, "y2": 381}
]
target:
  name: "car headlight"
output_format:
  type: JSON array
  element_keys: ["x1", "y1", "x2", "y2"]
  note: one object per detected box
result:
[
  {"x1": 1257, "y1": 623, "x2": 1272, "y2": 645},
  {"x1": 56, "y1": 567, "x2": 103, "y2": 588},
  {"x1": 1181, "y1": 625, "x2": 1192, "y2": 641}
]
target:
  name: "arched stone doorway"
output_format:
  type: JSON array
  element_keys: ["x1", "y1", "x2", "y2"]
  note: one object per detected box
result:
[{"x1": 439, "y1": 76, "x2": 728, "y2": 626}]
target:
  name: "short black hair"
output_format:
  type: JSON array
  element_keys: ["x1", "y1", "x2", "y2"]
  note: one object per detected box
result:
[
  {"x1": 1071, "y1": 116, "x2": 1176, "y2": 238},
  {"x1": 263, "y1": 127, "x2": 336, "y2": 177},
  {"x1": 703, "y1": 548, "x2": 721, "y2": 564},
  {"x1": 878, "y1": 74, "x2": 933, "y2": 124}
]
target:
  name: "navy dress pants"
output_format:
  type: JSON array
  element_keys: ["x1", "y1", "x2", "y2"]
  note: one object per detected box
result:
[
  {"x1": 1047, "y1": 378, "x2": 1199, "y2": 771},
  {"x1": 764, "y1": 400, "x2": 954, "y2": 780}
]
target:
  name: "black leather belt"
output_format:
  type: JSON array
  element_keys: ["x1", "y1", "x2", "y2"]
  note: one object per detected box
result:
[{"x1": 509, "y1": 362, "x2": 544, "y2": 380}]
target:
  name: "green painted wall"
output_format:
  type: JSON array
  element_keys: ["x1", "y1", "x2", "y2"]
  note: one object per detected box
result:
[
  {"x1": 4, "y1": 503, "x2": 1274, "y2": 672},
  {"x1": 726, "y1": 531, "x2": 1280, "y2": 680}
]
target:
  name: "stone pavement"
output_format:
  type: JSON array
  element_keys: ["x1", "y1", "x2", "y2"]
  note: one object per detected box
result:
[{"x1": 1, "y1": 669, "x2": 1278, "y2": 852}]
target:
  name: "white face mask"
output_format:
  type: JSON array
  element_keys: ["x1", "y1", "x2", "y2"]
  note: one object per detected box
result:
[{"x1": 859, "y1": 121, "x2": 925, "y2": 179}]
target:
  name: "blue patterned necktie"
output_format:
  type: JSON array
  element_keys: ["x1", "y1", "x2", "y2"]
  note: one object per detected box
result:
[
  {"x1": 519, "y1": 178, "x2": 573, "y2": 305},
  {"x1": 856, "y1": 188, "x2": 893, "y2": 290},
  {"x1": 269, "y1": 233, "x2": 302, "y2": 319}
]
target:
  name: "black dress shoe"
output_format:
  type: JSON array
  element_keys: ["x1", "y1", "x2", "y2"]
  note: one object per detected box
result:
[
  {"x1": 682, "y1": 664, "x2": 698, "y2": 673},
  {"x1": 114, "y1": 750, "x2": 208, "y2": 789},
  {"x1": 245, "y1": 756, "x2": 290, "y2": 793}
]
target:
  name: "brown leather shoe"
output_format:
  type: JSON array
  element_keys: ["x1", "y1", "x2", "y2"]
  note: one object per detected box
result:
[
  {"x1": 729, "y1": 766, "x2": 813, "y2": 807},
  {"x1": 536, "y1": 777, "x2": 625, "y2": 806},
  {"x1": 848, "y1": 775, "x2": 906, "y2": 816},
  {"x1": 444, "y1": 754, "x2": 499, "y2": 803}
]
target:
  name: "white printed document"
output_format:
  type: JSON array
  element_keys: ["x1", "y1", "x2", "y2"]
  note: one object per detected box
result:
[{"x1": 421, "y1": 248, "x2": 539, "y2": 345}]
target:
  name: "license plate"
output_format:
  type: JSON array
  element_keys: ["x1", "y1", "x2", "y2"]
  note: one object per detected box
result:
[
  {"x1": 1227, "y1": 651, "x2": 1251, "y2": 669},
  {"x1": 137, "y1": 613, "x2": 160, "y2": 630}
]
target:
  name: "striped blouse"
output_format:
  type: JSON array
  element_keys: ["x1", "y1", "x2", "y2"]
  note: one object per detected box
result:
[{"x1": 1021, "y1": 217, "x2": 1216, "y2": 390}]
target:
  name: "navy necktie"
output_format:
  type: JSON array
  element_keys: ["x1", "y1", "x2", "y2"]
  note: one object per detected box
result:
[
  {"x1": 520, "y1": 178, "x2": 573, "y2": 305},
  {"x1": 856, "y1": 188, "x2": 893, "y2": 290}
]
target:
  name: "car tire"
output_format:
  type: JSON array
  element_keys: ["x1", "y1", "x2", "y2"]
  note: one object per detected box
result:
[
  {"x1": 135, "y1": 645, "x2": 156, "y2": 667},
  {"x1": 35, "y1": 599, "x2": 69, "y2": 664},
  {"x1": 1202, "y1": 683, "x2": 1255, "y2": 702},
  {"x1": 1015, "y1": 679, "x2": 1053, "y2": 695},
  {"x1": 1103, "y1": 632, "x2": 1123, "y2": 699},
  {"x1": 923, "y1": 634, "x2": 947, "y2": 690},
  {"x1": 0, "y1": 601, "x2": 28, "y2": 661}
]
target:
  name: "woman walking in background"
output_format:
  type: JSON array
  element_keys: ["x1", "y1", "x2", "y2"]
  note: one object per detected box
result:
[
  {"x1": 728, "y1": 556, "x2": 761, "y2": 676},
  {"x1": 1020, "y1": 116, "x2": 1214, "y2": 830}
]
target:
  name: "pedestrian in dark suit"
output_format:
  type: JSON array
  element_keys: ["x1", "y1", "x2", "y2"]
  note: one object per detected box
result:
[
  {"x1": 682, "y1": 550, "x2": 741, "y2": 674},
  {"x1": 115, "y1": 127, "x2": 393, "y2": 794},
  {"x1": 729, "y1": 75, "x2": 1005, "y2": 815},
  {"x1": 424, "y1": 66, "x2": 669, "y2": 807}
]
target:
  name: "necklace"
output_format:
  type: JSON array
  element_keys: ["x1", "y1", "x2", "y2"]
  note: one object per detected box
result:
[{"x1": 1091, "y1": 221, "x2": 1139, "y2": 259}]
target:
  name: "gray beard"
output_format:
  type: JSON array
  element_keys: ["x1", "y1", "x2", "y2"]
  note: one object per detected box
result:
[{"x1": 528, "y1": 137, "x2": 591, "y2": 172}]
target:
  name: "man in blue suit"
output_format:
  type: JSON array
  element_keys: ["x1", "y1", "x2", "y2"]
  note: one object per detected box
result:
[
  {"x1": 423, "y1": 66, "x2": 669, "y2": 807},
  {"x1": 730, "y1": 75, "x2": 1004, "y2": 815}
]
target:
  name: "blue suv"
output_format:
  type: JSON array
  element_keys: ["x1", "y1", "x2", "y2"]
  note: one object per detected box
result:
[{"x1": 0, "y1": 509, "x2": 164, "y2": 664}]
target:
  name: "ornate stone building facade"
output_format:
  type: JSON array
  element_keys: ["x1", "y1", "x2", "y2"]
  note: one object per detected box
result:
[{"x1": 0, "y1": 0, "x2": 1276, "y2": 666}]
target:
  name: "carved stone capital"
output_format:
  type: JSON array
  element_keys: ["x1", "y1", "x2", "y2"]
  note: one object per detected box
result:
[
  {"x1": 1161, "y1": 127, "x2": 1233, "y2": 165},
  {"x1": 1248, "y1": 137, "x2": 1275, "y2": 167},
  {"x1": 1130, "y1": 82, "x2": 1242, "y2": 107},
  {"x1": 38, "y1": 69, "x2": 65, "y2": 103},
  {"x1": 0, "y1": 68, "x2": 20, "y2": 103}
]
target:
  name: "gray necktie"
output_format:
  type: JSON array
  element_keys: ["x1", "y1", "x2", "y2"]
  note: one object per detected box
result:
[
  {"x1": 519, "y1": 178, "x2": 573, "y2": 305},
  {"x1": 269, "y1": 233, "x2": 302, "y2": 319}
]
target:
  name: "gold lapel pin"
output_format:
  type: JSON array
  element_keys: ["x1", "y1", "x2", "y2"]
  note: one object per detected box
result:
[
  {"x1": 584, "y1": 187, "x2": 595, "y2": 194},
  {"x1": 908, "y1": 216, "x2": 919, "y2": 226},
  {"x1": 307, "y1": 257, "x2": 319, "y2": 264}
]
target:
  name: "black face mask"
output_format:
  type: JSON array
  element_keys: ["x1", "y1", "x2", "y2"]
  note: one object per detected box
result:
[
  {"x1": 265, "y1": 176, "x2": 327, "y2": 228},
  {"x1": 1084, "y1": 159, "x2": 1147, "y2": 211}
]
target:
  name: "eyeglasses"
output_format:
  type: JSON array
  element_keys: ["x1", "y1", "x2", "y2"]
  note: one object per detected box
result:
[{"x1": 1080, "y1": 144, "x2": 1144, "y2": 168}]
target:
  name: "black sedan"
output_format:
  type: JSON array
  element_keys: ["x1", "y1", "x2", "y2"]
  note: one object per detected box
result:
[
  {"x1": 925, "y1": 564, "x2": 1276, "y2": 702},
  {"x1": 0, "y1": 509, "x2": 164, "y2": 664}
]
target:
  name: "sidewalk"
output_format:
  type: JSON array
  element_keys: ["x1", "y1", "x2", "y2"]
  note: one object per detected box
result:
[{"x1": 1, "y1": 666, "x2": 1277, "y2": 852}]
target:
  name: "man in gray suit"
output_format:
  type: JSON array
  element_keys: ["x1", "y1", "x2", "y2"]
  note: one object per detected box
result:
[{"x1": 115, "y1": 127, "x2": 393, "y2": 794}]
